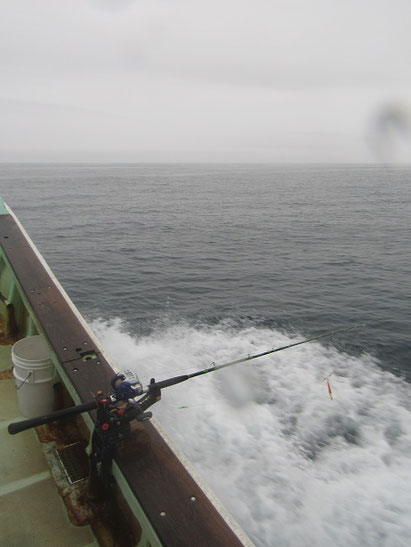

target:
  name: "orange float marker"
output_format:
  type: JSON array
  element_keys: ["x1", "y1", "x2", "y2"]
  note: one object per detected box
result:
[{"x1": 323, "y1": 374, "x2": 334, "y2": 400}]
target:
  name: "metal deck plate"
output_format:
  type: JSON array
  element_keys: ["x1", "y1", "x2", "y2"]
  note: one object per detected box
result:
[{"x1": 56, "y1": 443, "x2": 89, "y2": 485}]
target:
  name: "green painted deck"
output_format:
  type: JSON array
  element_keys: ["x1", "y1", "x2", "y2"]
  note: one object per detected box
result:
[
  {"x1": 0, "y1": 345, "x2": 97, "y2": 547},
  {"x1": 0, "y1": 197, "x2": 8, "y2": 215}
]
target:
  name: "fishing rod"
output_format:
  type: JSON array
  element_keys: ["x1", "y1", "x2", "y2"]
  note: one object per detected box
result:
[
  {"x1": 7, "y1": 323, "x2": 363, "y2": 482},
  {"x1": 8, "y1": 323, "x2": 363, "y2": 436}
]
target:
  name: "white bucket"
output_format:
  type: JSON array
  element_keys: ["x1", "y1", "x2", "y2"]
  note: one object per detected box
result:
[{"x1": 12, "y1": 335, "x2": 55, "y2": 418}]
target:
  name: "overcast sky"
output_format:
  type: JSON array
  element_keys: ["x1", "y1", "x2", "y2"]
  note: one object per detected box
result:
[{"x1": 1, "y1": 0, "x2": 411, "y2": 162}]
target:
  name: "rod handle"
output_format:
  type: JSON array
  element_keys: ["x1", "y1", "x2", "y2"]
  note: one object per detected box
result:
[{"x1": 8, "y1": 400, "x2": 97, "y2": 435}]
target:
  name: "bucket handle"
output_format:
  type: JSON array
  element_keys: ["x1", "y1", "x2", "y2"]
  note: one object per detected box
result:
[{"x1": 16, "y1": 371, "x2": 32, "y2": 390}]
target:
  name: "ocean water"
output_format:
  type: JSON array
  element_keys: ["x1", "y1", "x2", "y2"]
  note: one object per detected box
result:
[{"x1": 1, "y1": 163, "x2": 410, "y2": 546}]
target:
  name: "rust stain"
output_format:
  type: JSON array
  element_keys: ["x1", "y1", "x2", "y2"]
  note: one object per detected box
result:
[
  {"x1": 0, "y1": 368, "x2": 13, "y2": 380},
  {"x1": 0, "y1": 318, "x2": 23, "y2": 345}
]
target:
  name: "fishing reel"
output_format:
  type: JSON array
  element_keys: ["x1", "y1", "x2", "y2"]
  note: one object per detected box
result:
[
  {"x1": 110, "y1": 369, "x2": 143, "y2": 400},
  {"x1": 95, "y1": 370, "x2": 154, "y2": 428}
]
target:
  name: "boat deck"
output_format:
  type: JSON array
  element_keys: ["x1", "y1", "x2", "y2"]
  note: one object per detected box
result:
[{"x1": 0, "y1": 345, "x2": 97, "y2": 547}]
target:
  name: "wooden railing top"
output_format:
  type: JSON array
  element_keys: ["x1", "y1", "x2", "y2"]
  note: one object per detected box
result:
[{"x1": 0, "y1": 210, "x2": 246, "y2": 547}]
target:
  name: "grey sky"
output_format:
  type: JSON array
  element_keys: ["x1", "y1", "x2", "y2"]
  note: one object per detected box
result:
[{"x1": 1, "y1": 0, "x2": 411, "y2": 162}]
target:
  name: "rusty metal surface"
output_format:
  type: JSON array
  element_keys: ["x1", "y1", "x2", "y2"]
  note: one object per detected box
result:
[
  {"x1": 0, "y1": 213, "x2": 245, "y2": 547},
  {"x1": 38, "y1": 420, "x2": 141, "y2": 547}
]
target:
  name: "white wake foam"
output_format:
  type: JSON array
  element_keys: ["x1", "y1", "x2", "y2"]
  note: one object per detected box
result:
[{"x1": 91, "y1": 318, "x2": 411, "y2": 547}]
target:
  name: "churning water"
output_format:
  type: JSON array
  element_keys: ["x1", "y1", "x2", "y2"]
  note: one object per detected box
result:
[{"x1": 1, "y1": 163, "x2": 410, "y2": 546}]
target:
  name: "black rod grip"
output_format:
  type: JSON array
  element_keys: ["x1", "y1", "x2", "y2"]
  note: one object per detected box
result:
[{"x1": 7, "y1": 400, "x2": 97, "y2": 435}]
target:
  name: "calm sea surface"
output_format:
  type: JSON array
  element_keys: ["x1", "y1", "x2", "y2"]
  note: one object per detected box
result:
[{"x1": 1, "y1": 164, "x2": 411, "y2": 547}]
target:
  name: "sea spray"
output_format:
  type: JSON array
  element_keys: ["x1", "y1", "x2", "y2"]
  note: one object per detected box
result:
[{"x1": 91, "y1": 318, "x2": 411, "y2": 547}]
